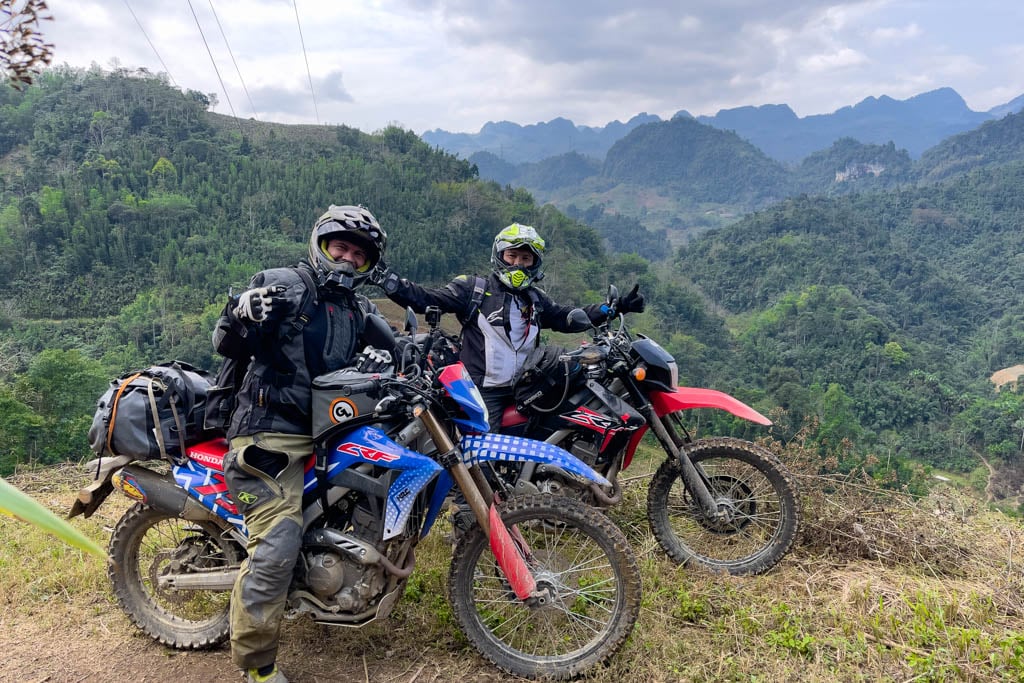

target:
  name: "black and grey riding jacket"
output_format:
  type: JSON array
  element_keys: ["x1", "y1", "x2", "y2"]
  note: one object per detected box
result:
[
  {"x1": 387, "y1": 272, "x2": 606, "y2": 388},
  {"x1": 214, "y1": 261, "x2": 379, "y2": 438}
]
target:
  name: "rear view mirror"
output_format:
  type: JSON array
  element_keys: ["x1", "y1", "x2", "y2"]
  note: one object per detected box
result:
[
  {"x1": 607, "y1": 284, "x2": 619, "y2": 307},
  {"x1": 404, "y1": 307, "x2": 418, "y2": 335}
]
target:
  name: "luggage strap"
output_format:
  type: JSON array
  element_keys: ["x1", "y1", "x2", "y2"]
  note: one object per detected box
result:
[{"x1": 106, "y1": 371, "x2": 143, "y2": 456}]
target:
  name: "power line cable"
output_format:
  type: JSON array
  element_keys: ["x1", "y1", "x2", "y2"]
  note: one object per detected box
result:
[
  {"x1": 121, "y1": 0, "x2": 176, "y2": 86},
  {"x1": 186, "y1": 0, "x2": 242, "y2": 132},
  {"x1": 207, "y1": 0, "x2": 259, "y2": 120},
  {"x1": 292, "y1": 0, "x2": 320, "y2": 124}
]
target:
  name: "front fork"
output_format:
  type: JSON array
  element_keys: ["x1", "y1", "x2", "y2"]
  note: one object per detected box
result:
[
  {"x1": 641, "y1": 405, "x2": 724, "y2": 520},
  {"x1": 417, "y1": 407, "x2": 540, "y2": 602}
]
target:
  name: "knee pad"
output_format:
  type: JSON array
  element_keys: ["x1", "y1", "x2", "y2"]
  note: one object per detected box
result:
[{"x1": 239, "y1": 518, "x2": 302, "y2": 620}]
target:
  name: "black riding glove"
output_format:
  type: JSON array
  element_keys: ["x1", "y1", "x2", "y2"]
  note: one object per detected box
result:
[
  {"x1": 616, "y1": 284, "x2": 645, "y2": 314},
  {"x1": 368, "y1": 261, "x2": 402, "y2": 295}
]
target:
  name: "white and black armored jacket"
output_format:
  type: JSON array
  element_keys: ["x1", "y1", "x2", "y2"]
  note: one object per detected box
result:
[{"x1": 388, "y1": 272, "x2": 605, "y2": 388}]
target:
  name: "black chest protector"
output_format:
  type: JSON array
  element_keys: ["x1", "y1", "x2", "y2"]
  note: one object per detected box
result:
[{"x1": 303, "y1": 291, "x2": 365, "y2": 378}]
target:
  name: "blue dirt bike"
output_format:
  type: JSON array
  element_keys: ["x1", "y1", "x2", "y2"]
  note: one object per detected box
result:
[{"x1": 70, "y1": 318, "x2": 641, "y2": 681}]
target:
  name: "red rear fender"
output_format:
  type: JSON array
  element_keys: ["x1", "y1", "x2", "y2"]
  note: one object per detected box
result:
[
  {"x1": 650, "y1": 387, "x2": 771, "y2": 425},
  {"x1": 186, "y1": 437, "x2": 230, "y2": 470}
]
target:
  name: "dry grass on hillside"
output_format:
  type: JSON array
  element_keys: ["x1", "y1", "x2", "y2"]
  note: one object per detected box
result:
[{"x1": 3, "y1": 444, "x2": 1024, "y2": 682}]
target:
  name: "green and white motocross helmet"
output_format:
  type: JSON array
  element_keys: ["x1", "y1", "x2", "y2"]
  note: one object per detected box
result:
[{"x1": 491, "y1": 223, "x2": 545, "y2": 290}]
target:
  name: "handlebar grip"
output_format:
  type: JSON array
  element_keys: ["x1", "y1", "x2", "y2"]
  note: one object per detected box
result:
[
  {"x1": 342, "y1": 380, "x2": 379, "y2": 395},
  {"x1": 563, "y1": 347, "x2": 607, "y2": 365}
]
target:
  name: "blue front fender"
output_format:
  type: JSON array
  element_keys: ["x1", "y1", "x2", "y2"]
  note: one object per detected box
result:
[{"x1": 459, "y1": 433, "x2": 611, "y2": 487}]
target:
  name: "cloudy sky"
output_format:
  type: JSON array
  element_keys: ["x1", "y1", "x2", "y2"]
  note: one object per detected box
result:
[{"x1": 42, "y1": 0, "x2": 1024, "y2": 134}]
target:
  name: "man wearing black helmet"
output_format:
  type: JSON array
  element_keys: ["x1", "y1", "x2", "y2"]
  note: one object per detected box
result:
[
  {"x1": 214, "y1": 205, "x2": 389, "y2": 683},
  {"x1": 370, "y1": 223, "x2": 645, "y2": 530}
]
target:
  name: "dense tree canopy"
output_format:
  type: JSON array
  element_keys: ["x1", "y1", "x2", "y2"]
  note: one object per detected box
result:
[
  {"x1": 3, "y1": 66, "x2": 1024, "y2": 512},
  {"x1": 0, "y1": 67, "x2": 644, "y2": 473}
]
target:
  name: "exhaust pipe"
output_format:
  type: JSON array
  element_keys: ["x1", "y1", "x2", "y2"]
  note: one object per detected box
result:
[{"x1": 113, "y1": 465, "x2": 219, "y2": 522}]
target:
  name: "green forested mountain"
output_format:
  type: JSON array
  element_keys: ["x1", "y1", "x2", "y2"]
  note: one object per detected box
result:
[
  {"x1": 0, "y1": 67, "x2": 623, "y2": 315},
  {"x1": 467, "y1": 151, "x2": 520, "y2": 186},
  {"x1": 915, "y1": 109, "x2": 1024, "y2": 182},
  {"x1": 791, "y1": 138, "x2": 914, "y2": 195},
  {"x1": 601, "y1": 117, "x2": 792, "y2": 205},
  {"x1": 0, "y1": 67, "x2": 635, "y2": 474},
  {"x1": 475, "y1": 118, "x2": 916, "y2": 240},
  {"x1": 516, "y1": 151, "x2": 602, "y2": 191},
  {"x1": 562, "y1": 203, "x2": 671, "y2": 262},
  {"x1": 477, "y1": 109, "x2": 1024, "y2": 249},
  {"x1": 679, "y1": 161, "x2": 1024, "y2": 488},
  {"x1": 482, "y1": 117, "x2": 800, "y2": 244},
  {"x1": 5, "y1": 67, "x2": 1024, "y2": 513}
]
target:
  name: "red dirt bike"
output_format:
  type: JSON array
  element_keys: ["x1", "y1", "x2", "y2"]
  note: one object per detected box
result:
[{"x1": 411, "y1": 287, "x2": 800, "y2": 576}]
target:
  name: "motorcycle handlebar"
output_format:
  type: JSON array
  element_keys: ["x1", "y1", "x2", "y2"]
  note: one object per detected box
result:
[
  {"x1": 342, "y1": 379, "x2": 380, "y2": 395},
  {"x1": 560, "y1": 346, "x2": 607, "y2": 365}
]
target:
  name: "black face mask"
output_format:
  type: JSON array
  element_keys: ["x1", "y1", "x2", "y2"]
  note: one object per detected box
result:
[{"x1": 322, "y1": 261, "x2": 356, "y2": 291}]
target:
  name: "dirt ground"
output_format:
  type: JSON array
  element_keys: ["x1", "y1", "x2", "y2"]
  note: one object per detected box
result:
[
  {"x1": 0, "y1": 468, "x2": 526, "y2": 683},
  {"x1": 0, "y1": 594, "x2": 521, "y2": 683}
]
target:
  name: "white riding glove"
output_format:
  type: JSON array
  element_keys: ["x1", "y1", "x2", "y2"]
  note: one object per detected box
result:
[
  {"x1": 354, "y1": 346, "x2": 393, "y2": 373},
  {"x1": 233, "y1": 286, "x2": 286, "y2": 323}
]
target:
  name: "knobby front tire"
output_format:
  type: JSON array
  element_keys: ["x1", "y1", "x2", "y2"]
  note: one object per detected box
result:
[
  {"x1": 647, "y1": 437, "x2": 800, "y2": 575},
  {"x1": 448, "y1": 494, "x2": 642, "y2": 680}
]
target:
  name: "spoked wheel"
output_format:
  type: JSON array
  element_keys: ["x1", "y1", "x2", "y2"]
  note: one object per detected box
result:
[
  {"x1": 108, "y1": 503, "x2": 243, "y2": 649},
  {"x1": 448, "y1": 494, "x2": 641, "y2": 680},
  {"x1": 694, "y1": 475, "x2": 755, "y2": 533},
  {"x1": 647, "y1": 437, "x2": 800, "y2": 575}
]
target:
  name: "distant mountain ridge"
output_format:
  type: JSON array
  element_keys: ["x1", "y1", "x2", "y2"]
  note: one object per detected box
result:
[
  {"x1": 422, "y1": 87, "x2": 1022, "y2": 164},
  {"x1": 421, "y1": 113, "x2": 661, "y2": 165},
  {"x1": 465, "y1": 104, "x2": 1024, "y2": 248},
  {"x1": 694, "y1": 88, "x2": 993, "y2": 161}
]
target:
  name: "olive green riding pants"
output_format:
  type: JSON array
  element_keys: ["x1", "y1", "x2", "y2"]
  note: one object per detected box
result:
[{"x1": 223, "y1": 432, "x2": 312, "y2": 670}]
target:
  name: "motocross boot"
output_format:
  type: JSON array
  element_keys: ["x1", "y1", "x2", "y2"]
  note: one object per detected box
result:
[{"x1": 246, "y1": 664, "x2": 288, "y2": 683}]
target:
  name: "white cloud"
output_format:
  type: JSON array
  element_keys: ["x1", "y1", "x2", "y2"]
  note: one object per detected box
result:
[
  {"x1": 870, "y1": 23, "x2": 922, "y2": 42},
  {"x1": 800, "y1": 48, "x2": 870, "y2": 74},
  {"x1": 38, "y1": 0, "x2": 1024, "y2": 132}
]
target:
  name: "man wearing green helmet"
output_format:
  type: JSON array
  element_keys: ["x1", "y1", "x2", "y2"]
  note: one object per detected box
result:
[
  {"x1": 375, "y1": 222, "x2": 644, "y2": 412},
  {"x1": 374, "y1": 222, "x2": 638, "y2": 446},
  {"x1": 371, "y1": 222, "x2": 645, "y2": 527}
]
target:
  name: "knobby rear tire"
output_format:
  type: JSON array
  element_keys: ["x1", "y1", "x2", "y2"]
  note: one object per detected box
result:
[
  {"x1": 108, "y1": 503, "x2": 243, "y2": 649},
  {"x1": 647, "y1": 437, "x2": 800, "y2": 575},
  {"x1": 448, "y1": 494, "x2": 641, "y2": 680}
]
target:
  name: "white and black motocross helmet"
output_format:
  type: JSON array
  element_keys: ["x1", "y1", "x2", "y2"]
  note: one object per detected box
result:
[{"x1": 307, "y1": 205, "x2": 386, "y2": 290}]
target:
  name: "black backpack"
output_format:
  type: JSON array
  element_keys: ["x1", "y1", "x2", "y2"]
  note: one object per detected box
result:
[
  {"x1": 204, "y1": 268, "x2": 320, "y2": 433},
  {"x1": 461, "y1": 275, "x2": 544, "y2": 323},
  {"x1": 462, "y1": 275, "x2": 487, "y2": 324}
]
